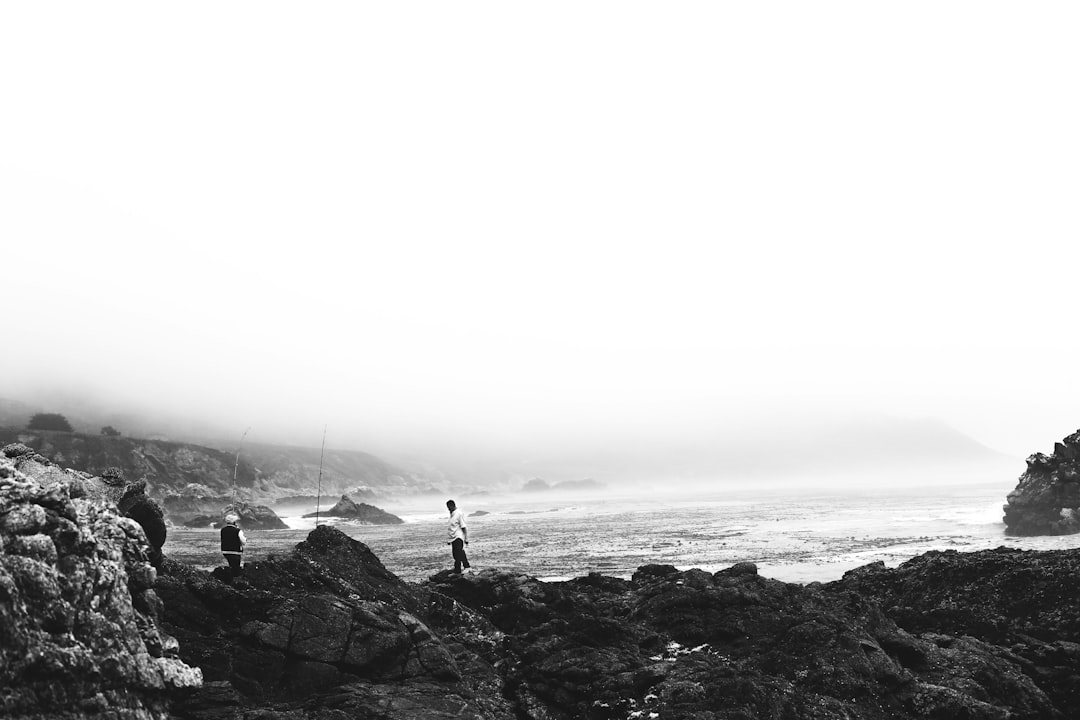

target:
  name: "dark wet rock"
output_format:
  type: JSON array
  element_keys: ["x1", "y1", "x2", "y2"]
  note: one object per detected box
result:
[
  {"x1": 1005, "y1": 429, "x2": 1080, "y2": 535},
  {"x1": 137, "y1": 497, "x2": 1080, "y2": 718},
  {"x1": 301, "y1": 493, "x2": 402, "y2": 524},
  {"x1": 835, "y1": 546, "x2": 1080, "y2": 716},
  {"x1": 157, "y1": 525, "x2": 516, "y2": 719},
  {"x1": 423, "y1": 555, "x2": 1076, "y2": 720},
  {"x1": 0, "y1": 451, "x2": 201, "y2": 720}
]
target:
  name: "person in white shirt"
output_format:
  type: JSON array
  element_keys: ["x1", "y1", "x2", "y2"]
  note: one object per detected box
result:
[{"x1": 446, "y1": 499, "x2": 471, "y2": 574}]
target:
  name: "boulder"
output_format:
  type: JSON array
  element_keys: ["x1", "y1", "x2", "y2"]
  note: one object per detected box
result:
[
  {"x1": 0, "y1": 447, "x2": 201, "y2": 719},
  {"x1": 1004, "y1": 429, "x2": 1080, "y2": 535}
]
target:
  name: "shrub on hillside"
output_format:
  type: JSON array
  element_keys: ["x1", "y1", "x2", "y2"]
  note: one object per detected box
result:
[
  {"x1": 27, "y1": 413, "x2": 73, "y2": 432},
  {"x1": 101, "y1": 425, "x2": 122, "y2": 437}
]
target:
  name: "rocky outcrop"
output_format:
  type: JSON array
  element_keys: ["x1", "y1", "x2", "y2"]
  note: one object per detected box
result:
[
  {"x1": 1004, "y1": 429, "x2": 1080, "y2": 535},
  {"x1": 427, "y1": 558, "x2": 1069, "y2": 720},
  {"x1": 837, "y1": 547, "x2": 1080, "y2": 715},
  {"x1": 224, "y1": 501, "x2": 287, "y2": 529},
  {"x1": 182, "y1": 501, "x2": 288, "y2": 530},
  {"x1": 301, "y1": 494, "x2": 403, "y2": 524},
  {"x1": 0, "y1": 446, "x2": 201, "y2": 719},
  {"x1": 3, "y1": 443, "x2": 168, "y2": 566},
  {"x1": 156, "y1": 518, "x2": 1080, "y2": 719},
  {"x1": 156, "y1": 525, "x2": 516, "y2": 719}
]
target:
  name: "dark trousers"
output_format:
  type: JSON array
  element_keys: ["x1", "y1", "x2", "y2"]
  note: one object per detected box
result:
[
  {"x1": 451, "y1": 539, "x2": 470, "y2": 572},
  {"x1": 224, "y1": 553, "x2": 243, "y2": 577}
]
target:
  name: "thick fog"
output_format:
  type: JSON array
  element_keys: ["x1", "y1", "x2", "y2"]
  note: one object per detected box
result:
[{"x1": 2, "y1": 4, "x2": 1079, "y2": 483}]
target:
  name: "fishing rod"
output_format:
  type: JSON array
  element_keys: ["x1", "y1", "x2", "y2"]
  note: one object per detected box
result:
[
  {"x1": 232, "y1": 426, "x2": 250, "y2": 503},
  {"x1": 315, "y1": 425, "x2": 327, "y2": 526}
]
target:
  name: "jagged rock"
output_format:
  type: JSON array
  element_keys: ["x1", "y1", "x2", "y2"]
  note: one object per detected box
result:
[
  {"x1": 0, "y1": 451, "x2": 201, "y2": 719},
  {"x1": 150, "y1": 512, "x2": 1080, "y2": 720},
  {"x1": 220, "y1": 501, "x2": 288, "y2": 530},
  {"x1": 301, "y1": 494, "x2": 403, "y2": 524},
  {"x1": 835, "y1": 547, "x2": 1080, "y2": 716},
  {"x1": 1005, "y1": 429, "x2": 1080, "y2": 535},
  {"x1": 181, "y1": 503, "x2": 287, "y2": 530},
  {"x1": 422, "y1": 557, "x2": 1073, "y2": 719},
  {"x1": 4, "y1": 442, "x2": 169, "y2": 566},
  {"x1": 157, "y1": 526, "x2": 516, "y2": 719}
]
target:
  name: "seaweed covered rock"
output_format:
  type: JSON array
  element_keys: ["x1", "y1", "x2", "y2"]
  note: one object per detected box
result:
[
  {"x1": 0, "y1": 449, "x2": 201, "y2": 719},
  {"x1": 1004, "y1": 429, "x2": 1080, "y2": 535}
]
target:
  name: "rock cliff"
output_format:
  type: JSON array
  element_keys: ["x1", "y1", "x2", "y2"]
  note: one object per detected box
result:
[
  {"x1": 1004, "y1": 429, "x2": 1080, "y2": 535},
  {"x1": 0, "y1": 428, "x2": 433, "y2": 514},
  {"x1": 0, "y1": 446, "x2": 201, "y2": 719},
  {"x1": 157, "y1": 524, "x2": 1080, "y2": 720}
]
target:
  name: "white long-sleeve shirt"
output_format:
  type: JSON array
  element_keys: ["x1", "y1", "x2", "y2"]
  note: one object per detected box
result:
[{"x1": 447, "y1": 509, "x2": 468, "y2": 542}]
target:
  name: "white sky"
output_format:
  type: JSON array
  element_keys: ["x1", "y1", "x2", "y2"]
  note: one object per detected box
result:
[{"x1": 2, "y1": 2, "x2": 1079, "y2": 459}]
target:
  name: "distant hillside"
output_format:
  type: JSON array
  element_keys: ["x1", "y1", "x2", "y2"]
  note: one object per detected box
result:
[
  {"x1": 407, "y1": 414, "x2": 1020, "y2": 490},
  {"x1": 0, "y1": 427, "x2": 440, "y2": 503}
]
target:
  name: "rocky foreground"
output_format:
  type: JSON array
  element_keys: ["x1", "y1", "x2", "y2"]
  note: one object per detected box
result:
[
  {"x1": 6, "y1": 447, "x2": 1080, "y2": 719},
  {"x1": 156, "y1": 536, "x2": 1080, "y2": 720},
  {"x1": 0, "y1": 446, "x2": 200, "y2": 719}
]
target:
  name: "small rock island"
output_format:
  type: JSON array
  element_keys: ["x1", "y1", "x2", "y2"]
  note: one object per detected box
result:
[{"x1": 301, "y1": 493, "x2": 403, "y2": 524}]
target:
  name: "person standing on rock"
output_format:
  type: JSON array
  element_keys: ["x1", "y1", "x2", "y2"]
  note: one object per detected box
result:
[
  {"x1": 220, "y1": 513, "x2": 246, "y2": 578},
  {"x1": 446, "y1": 499, "x2": 471, "y2": 574}
]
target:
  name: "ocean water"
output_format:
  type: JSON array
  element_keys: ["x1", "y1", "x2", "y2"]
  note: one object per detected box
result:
[{"x1": 168, "y1": 478, "x2": 1080, "y2": 584}]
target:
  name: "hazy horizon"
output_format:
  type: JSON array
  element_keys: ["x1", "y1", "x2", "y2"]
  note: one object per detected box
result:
[
  {"x1": 0, "y1": 388, "x2": 1027, "y2": 491},
  {"x1": 3, "y1": 3, "x2": 1079, "y2": 475}
]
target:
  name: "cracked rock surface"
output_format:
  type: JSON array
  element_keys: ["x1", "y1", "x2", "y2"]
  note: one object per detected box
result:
[
  {"x1": 156, "y1": 524, "x2": 517, "y2": 719},
  {"x1": 0, "y1": 444, "x2": 201, "y2": 720}
]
